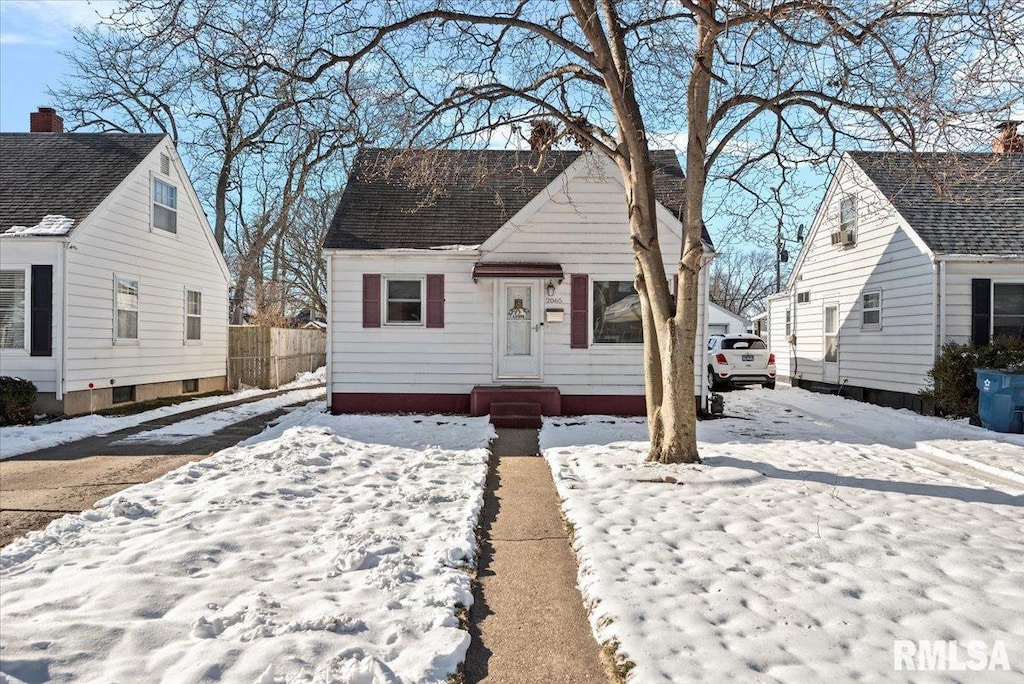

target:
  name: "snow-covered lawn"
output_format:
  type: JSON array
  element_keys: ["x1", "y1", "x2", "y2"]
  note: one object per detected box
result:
[
  {"x1": 0, "y1": 367, "x2": 325, "y2": 460},
  {"x1": 543, "y1": 387, "x2": 1024, "y2": 683},
  {"x1": 1, "y1": 405, "x2": 494, "y2": 683}
]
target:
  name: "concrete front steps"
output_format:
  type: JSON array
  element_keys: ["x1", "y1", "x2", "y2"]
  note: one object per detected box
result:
[
  {"x1": 489, "y1": 401, "x2": 542, "y2": 429},
  {"x1": 470, "y1": 385, "x2": 560, "y2": 429}
]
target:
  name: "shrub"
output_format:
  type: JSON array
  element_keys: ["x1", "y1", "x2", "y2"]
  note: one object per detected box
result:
[
  {"x1": 0, "y1": 376, "x2": 37, "y2": 426},
  {"x1": 922, "y1": 338, "x2": 1024, "y2": 418}
]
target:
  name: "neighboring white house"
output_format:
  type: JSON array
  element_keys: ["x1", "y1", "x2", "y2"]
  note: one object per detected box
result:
[
  {"x1": 707, "y1": 302, "x2": 751, "y2": 337},
  {"x1": 323, "y1": 148, "x2": 715, "y2": 420},
  {"x1": 767, "y1": 143, "x2": 1023, "y2": 412},
  {"x1": 0, "y1": 108, "x2": 230, "y2": 415}
]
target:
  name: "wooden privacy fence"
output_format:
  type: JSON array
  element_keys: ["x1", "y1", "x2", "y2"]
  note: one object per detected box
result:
[{"x1": 228, "y1": 326, "x2": 327, "y2": 389}]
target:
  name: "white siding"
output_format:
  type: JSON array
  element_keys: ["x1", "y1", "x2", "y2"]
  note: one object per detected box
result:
[
  {"x1": 707, "y1": 302, "x2": 750, "y2": 336},
  {"x1": 330, "y1": 254, "x2": 492, "y2": 394},
  {"x1": 779, "y1": 157, "x2": 936, "y2": 394},
  {"x1": 329, "y1": 154, "x2": 710, "y2": 400},
  {"x1": 63, "y1": 139, "x2": 229, "y2": 392},
  {"x1": 767, "y1": 295, "x2": 791, "y2": 383},
  {"x1": 943, "y1": 260, "x2": 1024, "y2": 343},
  {"x1": 0, "y1": 239, "x2": 63, "y2": 393}
]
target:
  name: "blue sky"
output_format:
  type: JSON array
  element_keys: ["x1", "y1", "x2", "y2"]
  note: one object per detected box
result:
[
  {"x1": 0, "y1": 1, "x2": 118, "y2": 131},
  {"x1": 0, "y1": 0, "x2": 819, "y2": 254}
]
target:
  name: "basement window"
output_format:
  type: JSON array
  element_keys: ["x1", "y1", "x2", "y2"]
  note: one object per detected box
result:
[
  {"x1": 112, "y1": 385, "x2": 136, "y2": 404},
  {"x1": 182, "y1": 378, "x2": 199, "y2": 393}
]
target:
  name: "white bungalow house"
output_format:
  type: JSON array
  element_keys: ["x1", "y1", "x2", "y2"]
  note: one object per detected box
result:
[
  {"x1": 323, "y1": 148, "x2": 715, "y2": 423},
  {"x1": 767, "y1": 139, "x2": 1023, "y2": 412},
  {"x1": 0, "y1": 108, "x2": 230, "y2": 415}
]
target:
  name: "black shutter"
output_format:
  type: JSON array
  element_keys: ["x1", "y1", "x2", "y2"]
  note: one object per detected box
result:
[
  {"x1": 971, "y1": 278, "x2": 991, "y2": 346},
  {"x1": 30, "y1": 265, "x2": 53, "y2": 357}
]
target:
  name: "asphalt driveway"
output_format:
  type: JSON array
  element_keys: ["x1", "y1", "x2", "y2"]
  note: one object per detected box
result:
[{"x1": 1, "y1": 390, "x2": 322, "y2": 547}]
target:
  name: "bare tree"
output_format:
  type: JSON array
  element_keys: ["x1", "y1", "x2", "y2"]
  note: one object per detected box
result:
[
  {"x1": 52, "y1": 0, "x2": 361, "y2": 321},
  {"x1": 260, "y1": 0, "x2": 1021, "y2": 463},
  {"x1": 710, "y1": 249, "x2": 779, "y2": 316},
  {"x1": 68, "y1": 1, "x2": 1017, "y2": 461}
]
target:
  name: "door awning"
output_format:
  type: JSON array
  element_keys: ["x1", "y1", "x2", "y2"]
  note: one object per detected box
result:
[{"x1": 472, "y1": 262, "x2": 564, "y2": 281}]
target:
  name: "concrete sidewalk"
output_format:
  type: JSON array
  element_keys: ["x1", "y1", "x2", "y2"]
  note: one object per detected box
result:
[
  {"x1": 0, "y1": 388, "x2": 323, "y2": 547},
  {"x1": 466, "y1": 428, "x2": 607, "y2": 683}
]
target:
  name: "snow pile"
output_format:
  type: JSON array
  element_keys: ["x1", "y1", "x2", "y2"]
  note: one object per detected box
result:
[
  {"x1": 288, "y1": 364, "x2": 327, "y2": 387},
  {"x1": 4, "y1": 214, "x2": 75, "y2": 236},
  {"x1": 0, "y1": 372, "x2": 326, "y2": 460},
  {"x1": 542, "y1": 388, "x2": 1024, "y2": 682},
  {"x1": 1, "y1": 408, "x2": 494, "y2": 683}
]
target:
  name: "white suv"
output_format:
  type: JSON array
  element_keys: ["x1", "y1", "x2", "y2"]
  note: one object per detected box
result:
[{"x1": 707, "y1": 334, "x2": 776, "y2": 390}]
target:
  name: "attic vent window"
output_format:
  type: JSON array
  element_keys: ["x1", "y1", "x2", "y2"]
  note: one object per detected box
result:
[
  {"x1": 160, "y1": 154, "x2": 171, "y2": 175},
  {"x1": 797, "y1": 292, "x2": 810, "y2": 304}
]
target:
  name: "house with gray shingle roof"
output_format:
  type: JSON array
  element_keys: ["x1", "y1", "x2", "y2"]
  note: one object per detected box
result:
[
  {"x1": 766, "y1": 136, "x2": 1024, "y2": 413},
  {"x1": 322, "y1": 148, "x2": 715, "y2": 421},
  {"x1": 0, "y1": 108, "x2": 230, "y2": 416}
]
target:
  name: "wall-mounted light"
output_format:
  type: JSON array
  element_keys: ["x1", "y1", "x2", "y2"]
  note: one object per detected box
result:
[{"x1": 546, "y1": 281, "x2": 556, "y2": 297}]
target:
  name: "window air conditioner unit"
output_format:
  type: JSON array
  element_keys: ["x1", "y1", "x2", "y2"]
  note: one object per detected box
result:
[{"x1": 830, "y1": 228, "x2": 855, "y2": 246}]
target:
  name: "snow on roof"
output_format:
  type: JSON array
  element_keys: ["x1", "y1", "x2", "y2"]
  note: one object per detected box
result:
[{"x1": 4, "y1": 214, "x2": 74, "y2": 236}]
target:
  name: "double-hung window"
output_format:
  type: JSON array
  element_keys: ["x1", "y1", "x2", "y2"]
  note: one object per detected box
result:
[
  {"x1": 861, "y1": 290, "x2": 882, "y2": 329},
  {"x1": 153, "y1": 178, "x2": 178, "y2": 233},
  {"x1": 993, "y1": 283, "x2": 1024, "y2": 340},
  {"x1": 185, "y1": 290, "x2": 202, "y2": 341},
  {"x1": 592, "y1": 281, "x2": 643, "y2": 344},
  {"x1": 115, "y1": 276, "x2": 139, "y2": 341},
  {"x1": 0, "y1": 269, "x2": 27, "y2": 350},
  {"x1": 384, "y1": 277, "x2": 423, "y2": 324},
  {"x1": 840, "y1": 195, "x2": 857, "y2": 234}
]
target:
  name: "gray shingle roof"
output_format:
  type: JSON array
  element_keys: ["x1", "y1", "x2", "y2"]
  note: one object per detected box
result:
[
  {"x1": 849, "y1": 151, "x2": 1024, "y2": 255},
  {"x1": 0, "y1": 133, "x2": 165, "y2": 234},
  {"x1": 325, "y1": 148, "x2": 711, "y2": 250}
]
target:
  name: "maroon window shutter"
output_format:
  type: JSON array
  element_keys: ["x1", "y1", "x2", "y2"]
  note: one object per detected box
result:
[
  {"x1": 426, "y1": 274, "x2": 445, "y2": 328},
  {"x1": 570, "y1": 273, "x2": 588, "y2": 349},
  {"x1": 362, "y1": 274, "x2": 381, "y2": 328}
]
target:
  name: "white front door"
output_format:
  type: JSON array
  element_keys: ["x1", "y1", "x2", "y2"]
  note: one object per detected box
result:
[
  {"x1": 496, "y1": 280, "x2": 542, "y2": 380},
  {"x1": 823, "y1": 302, "x2": 839, "y2": 384}
]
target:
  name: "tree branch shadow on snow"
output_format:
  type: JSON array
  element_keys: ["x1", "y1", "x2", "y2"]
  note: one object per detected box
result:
[{"x1": 704, "y1": 456, "x2": 1024, "y2": 507}]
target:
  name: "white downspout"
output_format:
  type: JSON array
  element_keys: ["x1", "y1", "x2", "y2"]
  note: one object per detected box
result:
[
  {"x1": 56, "y1": 239, "x2": 69, "y2": 400},
  {"x1": 324, "y1": 252, "x2": 333, "y2": 412},
  {"x1": 938, "y1": 259, "x2": 947, "y2": 352}
]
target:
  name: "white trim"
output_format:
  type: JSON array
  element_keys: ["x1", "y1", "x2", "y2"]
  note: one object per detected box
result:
[
  {"x1": 991, "y1": 279, "x2": 1024, "y2": 340},
  {"x1": 113, "y1": 273, "x2": 140, "y2": 344},
  {"x1": 590, "y1": 278, "x2": 645, "y2": 346},
  {"x1": 150, "y1": 173, "x2": 179, "y2": 235},
  {"x1": 184, "y1": 287, "x2": 202, "y2": 344},
  {"x1": 493, "y1": 279, "x2": 544, "y2": 381},
  {"x1": 382, "y1": 275, "x2": 426, "y2": 326},
  {"x1": 325, "y1": 252, "x2": 333, "y2": 405},
  {"x1": 860, "y1": 288, "x2": 882, "y2": 330},
  {"x1": 0, "y1": 265, "x2": 30, "y2": 352}
]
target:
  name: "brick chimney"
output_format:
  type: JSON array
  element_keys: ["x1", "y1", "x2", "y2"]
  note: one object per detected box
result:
[
  {"x1": 993, "y1": 121, "x2": 1023, "y2": 153},
  {"x1": 29, "y1": 107, "x2": 63, "y2": 134}
]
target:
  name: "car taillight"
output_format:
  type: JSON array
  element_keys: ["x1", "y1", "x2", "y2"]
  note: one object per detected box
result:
[
  {"x1": 768, "y1": 353, "x2": 775, "y2": 364},
  {"x1": 715, "y1": 353, "x2": 728, "y2": 364}
]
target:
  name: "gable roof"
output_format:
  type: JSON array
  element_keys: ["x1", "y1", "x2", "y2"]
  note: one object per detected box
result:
[
  {"x1": 325, "y1": 148, "x2": 712, "y2": 250},
  {"x1": 848, "y1": 151, "x2": 1024, "y2": 255},
  {"x1": 0, "y1": 133, "x2": 165, "y2": 234}
]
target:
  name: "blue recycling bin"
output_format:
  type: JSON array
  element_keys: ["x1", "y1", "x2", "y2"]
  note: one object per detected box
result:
[{"x1": 975, "y1": 369, "x2": 1024, "y2": 433}]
